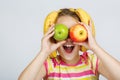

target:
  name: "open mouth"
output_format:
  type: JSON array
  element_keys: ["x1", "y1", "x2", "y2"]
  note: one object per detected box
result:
[{"x1": 63, "y1": 45, "x2": 75, "y2": 53}]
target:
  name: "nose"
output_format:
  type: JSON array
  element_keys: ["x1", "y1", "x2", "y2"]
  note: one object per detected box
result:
[
  {"x1": 67, "y1": 34, "x2": 70, "y2": 38},
  {"x1": 66, "y1": 37, "x2": 72, "y2": 42}
]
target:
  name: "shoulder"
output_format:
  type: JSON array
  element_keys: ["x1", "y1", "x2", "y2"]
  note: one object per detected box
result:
[
  {"x1": 81, "y1": 51, "x2": 98, "y2": 61},
  {"x1": 44, "y1": 56, "x2": 60, "y2": 77},
  {"x1": 81, "y1": 52, "x2": 99, "y2": 75},
  {"x1": 44, "y1": 56, "x2": 60, "y2": 70}
]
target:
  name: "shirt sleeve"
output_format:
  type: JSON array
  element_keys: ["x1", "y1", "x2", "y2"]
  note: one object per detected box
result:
[
  {"x1": 88, "y1": 52, "x2": 100, "y2": 75},
  {"x1": 44, "y1": 57, "x2": 56, "y2": 76}
]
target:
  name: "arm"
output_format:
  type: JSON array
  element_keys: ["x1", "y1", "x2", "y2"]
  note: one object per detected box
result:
[
  {"x1": 93, "y1": 43, "x2": 120, "y2": 79},
  {"x1": 98, "y1": 60, "x2": 114, "y2": 80},
  {"x1": 74, "y1": 21, "x2": 120, "y2": 79},
  {"x1": 18, "y1": 51, "x2": 47, "y2": 80},
  {"x1": 18, "y1": 25, "x2": 66, "y2": 80}
]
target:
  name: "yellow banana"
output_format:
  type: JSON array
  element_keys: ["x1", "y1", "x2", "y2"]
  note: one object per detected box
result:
[
  {"x1": 44, "y1": 11, "x2": 58, "y2": 33},
  {"x1": 74, "y1": 8, "x2": 95, "y2": 37},
  {"x1": 43, "y1": 8, "x2": 96, "y2": 58}
]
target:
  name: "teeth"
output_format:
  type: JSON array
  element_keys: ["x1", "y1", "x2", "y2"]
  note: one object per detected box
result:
[{"x1": 65, "y1": 45, "x2": 73, "y2": 47}]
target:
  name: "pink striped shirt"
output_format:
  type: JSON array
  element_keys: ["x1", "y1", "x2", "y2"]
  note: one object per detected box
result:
[{"x1": 44, "y1": 52, "x2": 99, "y2": 80}]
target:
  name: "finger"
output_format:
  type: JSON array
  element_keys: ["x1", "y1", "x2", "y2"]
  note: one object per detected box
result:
[
  {"x1": 47, "y1": 24, "x2": 54, "y2": 33},
  {"x1": 79, "y1": 22, "x2": 93, "y2": 34},
  {"x1": 48, "y1": 24, "x2": 55, "y2": 31},
  {"x1": 78, "y1": 22, "x2": 91, "y2": 33},
  {"x1": 73, "y1": 42, "x2": 85, "y2": 46},
  {"x1": 78, "y1": 22, "x2": 86, "y2": 27},
  {"x1": 44, "y1": 25, "x2": 55, "y2": 37},
  {"x1": 88, "y1": 19, "x2": 92, "y2": 27},
  {"x1": 77, "y1": 22, "x2": 94, "y2": 39},
  {"x1": 73, "y1": 42, "x2": 89, "y2": 49},
  {"x1": 47, "y1": 31, "x2": 55, "y2": 39},
  {"x1": 88, "y1": 19, "x2": 93, "y2": 32}
]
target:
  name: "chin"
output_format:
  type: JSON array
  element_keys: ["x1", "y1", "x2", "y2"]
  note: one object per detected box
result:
[{"x1": 64, "y1": 55, "x2": 76, "y2": 61}]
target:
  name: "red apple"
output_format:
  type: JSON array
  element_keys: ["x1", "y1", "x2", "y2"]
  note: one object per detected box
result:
[{"x1": 70, "y1": 24, "x2": 88, "y2": 42}]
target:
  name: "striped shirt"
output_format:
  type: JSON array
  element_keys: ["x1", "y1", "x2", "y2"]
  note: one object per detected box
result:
[{"x1": 44, "y1": 52, "x2": 99, "y2": 80}]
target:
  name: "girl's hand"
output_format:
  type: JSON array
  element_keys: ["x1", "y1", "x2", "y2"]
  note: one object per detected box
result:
[
  {"x1": 40, "y1": 24, "x2": 66, "y2": 56},
  {"x1": 73, "y1": 20, "x2": 98, "y2": 51}
]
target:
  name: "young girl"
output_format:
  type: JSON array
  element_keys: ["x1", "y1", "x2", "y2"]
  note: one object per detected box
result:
[{"x1": 18, "y1": 8, "x2": 120, "y2": 80}]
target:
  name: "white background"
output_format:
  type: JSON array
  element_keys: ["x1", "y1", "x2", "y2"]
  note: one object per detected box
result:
[{"x1": 0, "y1": 0, "x2": 120, "y2": 80}]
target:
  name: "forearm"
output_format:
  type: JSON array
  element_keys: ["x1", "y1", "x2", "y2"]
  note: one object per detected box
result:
[
  {"x1": 92, "y1": 44, "x2": 120, "y2": 79},
  {"x1": 18, "y1": 51, "x2": 47, "y2": 80}
]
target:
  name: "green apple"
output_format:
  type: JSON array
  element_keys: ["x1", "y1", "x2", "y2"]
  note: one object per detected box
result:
[{"x1": 53, "y1": 24, "x2": 68, "y2": 41}]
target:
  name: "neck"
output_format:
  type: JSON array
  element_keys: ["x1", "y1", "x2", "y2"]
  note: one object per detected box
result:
[{"x1": 61, "y1": 54, "x2": 80, "y2": 66}]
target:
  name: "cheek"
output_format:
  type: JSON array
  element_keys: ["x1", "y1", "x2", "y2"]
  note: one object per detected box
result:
[
  {"x1": 57, "y1": 47, "x2": 64, "y2": 54},
  {"x1": 74, "y1": 45, "x2": 80, "y2": 51}
]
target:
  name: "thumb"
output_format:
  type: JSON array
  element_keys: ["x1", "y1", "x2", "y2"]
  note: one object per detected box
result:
[
  {"x1": 88, "y1": 19, "x2": 93, "y2": 32},
  {"x1": 73, "y1": 42, "x2": 85, "y2": 46},
  {"x1": 73, "y1": 42, "x2": 89, "y2": 49}
]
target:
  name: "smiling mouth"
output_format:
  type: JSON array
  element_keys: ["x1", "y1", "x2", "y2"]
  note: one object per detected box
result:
[{"x1": 63, "y1": 45, "x2": 75, "y2": 53}]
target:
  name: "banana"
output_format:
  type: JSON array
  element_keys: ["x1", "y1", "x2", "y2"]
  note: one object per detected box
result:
[
  {"x1": 43, "y1": 8, "x2": 95, "y2": 58},
  {"x1": 74, "y1": 8, "x2": 95, "y2": 37},
  {"x1": 44, "y1": 11, "x2": 58, "y2": 33}
]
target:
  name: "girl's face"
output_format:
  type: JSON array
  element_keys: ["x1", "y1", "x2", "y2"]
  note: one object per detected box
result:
[{"x1": 56, "y1": 15, "x2": 80, "y2": 61}]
